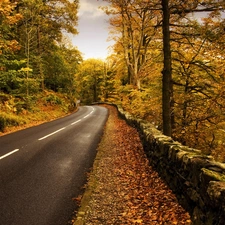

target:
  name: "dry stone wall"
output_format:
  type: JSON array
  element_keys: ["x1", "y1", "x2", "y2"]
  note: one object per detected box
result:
[{"x1": 117, "y1": 105, "x2": 225, "y2": 225}]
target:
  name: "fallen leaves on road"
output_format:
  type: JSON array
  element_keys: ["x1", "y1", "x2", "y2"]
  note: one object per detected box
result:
[{"x1": 76, "y1": 105, "x2": 191, "y2": 225}]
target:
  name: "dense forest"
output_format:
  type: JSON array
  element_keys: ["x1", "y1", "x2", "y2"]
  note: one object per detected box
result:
[
  {"x1": 0, "y1": 0, "x2": 81, "y2": 132},
  {"x1": 1, "y1": 0, "x2": 225, "y2": 161}
]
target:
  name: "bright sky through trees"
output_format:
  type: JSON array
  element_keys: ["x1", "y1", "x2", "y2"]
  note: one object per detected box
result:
[{"x1": 72, "y1": 0, "x2": 113, "y2": 60}]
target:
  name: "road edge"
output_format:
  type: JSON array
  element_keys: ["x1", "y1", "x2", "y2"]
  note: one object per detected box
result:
[{"x1": 72, "y1": 106, "x2": 112, "y2": 225}]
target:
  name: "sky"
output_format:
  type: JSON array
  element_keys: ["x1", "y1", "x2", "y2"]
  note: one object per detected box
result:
[
  {"x1": 71, "y1": 1, "x2": 223, "y2": 60},
  {"x1": 71, "y1": 0, "x2": 113, "y2": 60}
]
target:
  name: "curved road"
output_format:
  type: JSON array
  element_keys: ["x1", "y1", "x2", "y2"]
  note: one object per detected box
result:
[{"x1": 0, "y1": 105, "x2": 108, "y2": 225}]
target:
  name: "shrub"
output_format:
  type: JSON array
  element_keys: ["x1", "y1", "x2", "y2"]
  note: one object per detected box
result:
[
  {"x1": 0, "y1": 117, "x2": 6, "y2": 132},
  {"x1": 0, "y1": 93, "x2": 11, "y2": 103},
  {"x1": 0, "y1": 113, "x2": 26, "y2": 132},
  {"x1": 45, "y1": 94, "x2": 63, "y2": 105}
]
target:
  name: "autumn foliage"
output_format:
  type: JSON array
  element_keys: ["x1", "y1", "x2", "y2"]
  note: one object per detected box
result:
[
  {"x1": 2, "y1": 0, "x2": 225, "y2": 162},
  {"x1": 0, "y1": 0, "x2": 81, "y2": 130},
  {"x1": 95, "y1": 0, "x2": 225, "y2": 162}
]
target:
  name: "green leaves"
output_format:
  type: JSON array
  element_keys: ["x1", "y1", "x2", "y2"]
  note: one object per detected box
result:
[
  {"x1": 76, "y1": 59, "x2": 106, "y2": 103},
  {"x1": 0, "y1": 0, "x2": 80, "y2": 99}
]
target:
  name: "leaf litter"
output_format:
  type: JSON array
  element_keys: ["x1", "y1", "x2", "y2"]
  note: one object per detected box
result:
[{"x1": 73, "y1": 105, "x2": 191, "y2": 225}]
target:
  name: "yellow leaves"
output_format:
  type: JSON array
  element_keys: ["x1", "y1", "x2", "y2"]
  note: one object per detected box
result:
[
  {"x1": 0, "y1": 0, "x2": 13, "y2": 15},
  {"x1": 131, "y1": 219, "x2": 143, "y2": 223},
  {"x1": 19, "y1": 67, "x2": 33, "y2": 73},
  {"x1": 0, "y1": 1, "x2": 22, "y2": 53},
  {"x1": 120, "y1": 86, "x2": 162, "y2": 125},
  {"x1": 0, "y1": 0, "x2": 22, "y2": 24},
  {"x1": 125, "y1": 169, "x2": 134, "y2": 176},
  {"x1": 6, "y1": 13, "x2": 23, "y2": 25}
]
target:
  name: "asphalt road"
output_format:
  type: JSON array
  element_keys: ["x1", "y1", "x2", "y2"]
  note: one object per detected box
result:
[{"x1": 0, "y1": 105, "x2": 108, "y2": 225}]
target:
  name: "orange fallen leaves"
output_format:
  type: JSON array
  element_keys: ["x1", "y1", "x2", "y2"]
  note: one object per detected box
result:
[{"x1": 81, "y1": 105, "x2": 192, "y2": 225}]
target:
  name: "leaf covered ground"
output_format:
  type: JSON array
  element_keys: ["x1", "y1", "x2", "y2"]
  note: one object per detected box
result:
[{"x1": 73, "y1": 105, "x2": 192, "y2": 225}]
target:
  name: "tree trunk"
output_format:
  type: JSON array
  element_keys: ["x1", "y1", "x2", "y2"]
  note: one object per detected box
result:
[
  {"x1": 162, "y1": 0, "x2": 173, "y2": 136},
  {"x1": 37, "y1": 24, "x2": 45, "y2": 91}
]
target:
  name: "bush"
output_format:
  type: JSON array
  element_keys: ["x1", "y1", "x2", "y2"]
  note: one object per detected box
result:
[
  {"x1": 0, "y1": 93, "x2": 11, "y2": 103},
  {"x1": 0, "y1": 113, "x2": 26, "y2": 132},
  {"x1": 0, "y1": 117, "x2": 6, "y2": 132},
  {"x1": 13, "y1": 95, "x2": 38, "y2": 113},
  {"x1": 45, "y1": 94, "x2": 63, "y2": 105}
]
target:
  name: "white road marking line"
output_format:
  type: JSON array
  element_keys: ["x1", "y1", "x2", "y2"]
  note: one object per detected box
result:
[
  {"x1": 38, "y1": 127, "x2": 65, "y2": 140},
  {"x1": 0, "y1": 149, "x2": 19, "y2": 160},
  {"x1": 39, "y1": 106, "x2": 95, "y2": 139},
  {"x1": 71, "y1": 119, "x2": 81, "y2": 125},
  {"x1": 83, "y1": 108, "x2": 95, "y2": 119}
]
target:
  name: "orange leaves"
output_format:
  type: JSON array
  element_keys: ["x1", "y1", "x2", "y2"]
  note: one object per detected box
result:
[
  {"x1": 0, "y1": 0, "x2": 22, "y2": 24},
  {"x1": 80, "y1": 105, "x2": 191, "y2": 224},
  {"x1": 72, "y1": 195, "x2": 82, "y2": 207}
]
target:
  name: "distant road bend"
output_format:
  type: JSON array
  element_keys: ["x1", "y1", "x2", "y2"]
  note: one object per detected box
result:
[{"x1": 0, "y1": 105, "x2": 108, "y2": 225}]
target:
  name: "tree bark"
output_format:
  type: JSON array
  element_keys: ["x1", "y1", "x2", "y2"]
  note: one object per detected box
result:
[{"x1": 162, "y1": 0, "x2": 173, "y2": 136}]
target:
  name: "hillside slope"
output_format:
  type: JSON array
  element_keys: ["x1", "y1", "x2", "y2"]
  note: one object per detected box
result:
[{"x1": 0, "y1": 91, "x2": 77, "y2": 135}]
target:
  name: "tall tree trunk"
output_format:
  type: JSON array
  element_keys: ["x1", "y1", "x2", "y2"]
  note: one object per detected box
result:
[
  {"x1": 162, "y1": 0, "x2": 173, "y2": 136},
  {"x1": 134, "y1": 60, "x2": 141, "y2": 90},
  {"x1": 25, "y1": 21, "x2": 30, "y2": 98},
  {"x1": 37, "y1": 24, "x2": 45, "y2": 91}
]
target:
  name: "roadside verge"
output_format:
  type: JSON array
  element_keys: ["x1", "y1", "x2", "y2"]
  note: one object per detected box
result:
[{"x1": 73, "y1": 105, "x2": 191, "y2": 225}]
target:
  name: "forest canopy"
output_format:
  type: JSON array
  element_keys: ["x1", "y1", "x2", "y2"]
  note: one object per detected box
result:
[
  {"x1": 95, "y1": 0, "x2": 225, "y2": 161},
  {"x1": 0, "y1": 0, "x2": 81, "y2": 132},
  {"x1": 0, "y1": 0, "x2": 81, "y2": 97}
]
